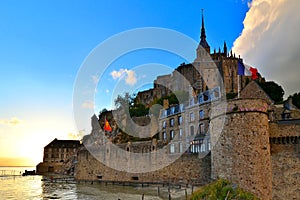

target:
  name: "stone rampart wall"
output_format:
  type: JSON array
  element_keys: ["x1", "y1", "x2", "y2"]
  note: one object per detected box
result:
[
  {"x1": 269, "y1": 122, "x2": 300, "y2": 137},
  {"x1": 75, "y1": 149, "x2": 211, "y2": 186},
  {"x1": 271, "y1": 143, "x2": 300, "y2": 199}
]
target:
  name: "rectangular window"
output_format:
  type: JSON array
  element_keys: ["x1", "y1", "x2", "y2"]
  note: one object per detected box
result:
[
  {"x1": 199, "y1": 123, "x2": 205, "y2": 134},
  {"x1": 190, "y1": 126, "x2": 194, "y2": 136},
  {"x1": 190, "y1": 141, "x2": 199, "y2": 153},
  {"x1": 163, "y1": 121, "x2": 166, "y2": 128},
  {"x1": 179, "y1": 143, "x2": 183, "y2": 153},
  {"x1": 201, "y1": 144, "x2": 206, "y2": 152},
  {"x1": 170, "y1": 130, "x2": 174, "y2": 140},
  {"x1": 178, "y1": 116, "x2": 182, "y2": 125},
  {"x1": 163, "y1": 132, "x2": 167, "y2": 141},
  {"x1": 190, "y1": 112, "x2": 194, "y2": 122},
  {"x1": 196, "y1": 141, "x2": 200, "y2": 153},
  {"x1": 170, "y1": 143, "x2": 175, "y2": 153},
  {"x1": 170, "y1": 118, "x2": 174, "y2": 127},
  {"x1": 200, "y1": 140, "x2": 206, "y2": 152},
  {"x1": 179, "y1": 128, "x2": 183, "y2": 139}
]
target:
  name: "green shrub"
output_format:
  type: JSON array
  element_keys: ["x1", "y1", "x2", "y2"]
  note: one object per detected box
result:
[{"x1": 189, "y1": 179, "x2": 259, "y2": 200}]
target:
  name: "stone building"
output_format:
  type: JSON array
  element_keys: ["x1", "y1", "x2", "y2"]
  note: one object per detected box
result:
[
  {"x1": 36, "y1": 138, "x2": 81, "y2": 174},
  {"x1": 157, "y1": 86, "x2": 221, "y2": 156},
  {"x1": 75, "y1": 81, "x2": 300, "y2": 199},
  {"x1": 73, "y1": 12, "x2": 299, "y2": 200},
  {"x1": 136, "y1": 12, "x2": 262, "y2": 106}
]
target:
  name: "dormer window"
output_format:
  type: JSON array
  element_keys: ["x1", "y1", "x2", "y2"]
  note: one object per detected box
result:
[
  {"x1": 190, "y1": 98, "x2": 194, "y2": 106},
  {"x1": 171, "y1": 107, "x2": 175, "y2": 114},
  {"x1": 164, "y1": 110, "x2": 167, "y2": 117},
  {"x1": 179, "y1": 104, "x2": 184, "y2": 112}
]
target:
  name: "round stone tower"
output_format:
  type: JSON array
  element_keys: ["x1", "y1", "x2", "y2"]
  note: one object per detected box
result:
[{"x1": 210, "y1": 99, "x2": 272, "y2": 199}]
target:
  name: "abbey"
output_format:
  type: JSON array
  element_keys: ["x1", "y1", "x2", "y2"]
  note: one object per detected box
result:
[
  {"x1": 136, "y1": 12, "x2": 263, "y2": 107},
  {"x1": 73, "y1": 12, "x2": 300, "y2": 200}
]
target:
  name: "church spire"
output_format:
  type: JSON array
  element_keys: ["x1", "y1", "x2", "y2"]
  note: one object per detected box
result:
[
  {"x1": 201, "y1": 9, "x2": 206, "y2": 42},
  {"x1": 199, "y1": 9, "x2": 210, "y2": 53}
]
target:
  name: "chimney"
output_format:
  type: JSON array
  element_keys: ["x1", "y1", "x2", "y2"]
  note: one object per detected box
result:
[{"x1": 163, "y1": 99, "x2": 169, "y2": 109}]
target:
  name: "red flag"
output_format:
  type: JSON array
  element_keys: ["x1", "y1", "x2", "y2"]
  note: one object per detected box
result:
[
  {"x1": 103, "y1": 119, "x2": 112, "y2": 131},
  {"x1": 249, "y1": 67, "x2": 258, "y2": 80}
]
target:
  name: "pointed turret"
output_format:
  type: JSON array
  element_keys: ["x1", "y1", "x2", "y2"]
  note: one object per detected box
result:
[{"x1": 223, "y1": 41, "x2": 227, "y2": 57}]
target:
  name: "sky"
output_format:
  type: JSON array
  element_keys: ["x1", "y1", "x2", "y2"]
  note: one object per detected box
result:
[{"x1": 0, "y1": 0, "x2": 298, "y2": 166}]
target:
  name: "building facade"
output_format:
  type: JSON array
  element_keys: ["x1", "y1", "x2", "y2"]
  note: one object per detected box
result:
[{"x1": 36, "y1": 138, "x2": 81, "y2": 174}]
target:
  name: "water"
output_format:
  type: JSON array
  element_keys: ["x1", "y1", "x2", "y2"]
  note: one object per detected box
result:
[{"x1": 0, "y1": 167, "x2": 191, "y2": 200}]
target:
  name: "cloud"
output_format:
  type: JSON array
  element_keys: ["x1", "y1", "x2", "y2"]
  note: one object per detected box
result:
[
  {"x1": 125, "y1": 70, "x2": 137, "y2": 85},
  {"x1": 105, "y1": 89, "x2": 110, "y2": 93},
  {"x1": 111, "y1": 69, "x2": 126, "y2": 79},
  {"x1": 110, "y1": 68, "x2": 137, "y2": 86},
  {"x1": 81, "y1": 100, "x2": 94, "y2": 109},
  {"x1": 232, "y1": 0, "x2": 300, "y2": 97},
  {"x1": 0, "y1": 117, "x2": 22, "y2": 126}
]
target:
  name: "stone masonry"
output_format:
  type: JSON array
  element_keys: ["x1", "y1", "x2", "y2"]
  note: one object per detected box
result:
[
  {"x1": 75, "y1": 149, "x2": 211, "y2": 186},
  {"x1": 210, "y1": 99, "x2": 273, "y2": 199}
]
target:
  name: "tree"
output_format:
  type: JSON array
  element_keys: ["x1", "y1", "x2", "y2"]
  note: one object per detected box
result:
[
  {"x1": 258, "y1": 81, "x2": 285, "y2": 103},
  {"x1": 129, "y1": 103, "x2": 149, "y2": 117},
  {"x1": 99, "y1": 108, "x2": 108, "y2": 116},
  {"x1": 114, "y1": 93, "x2": 149, "y2": 117},
  {"x1": 290, "y1": 92, "x2": 300, "y2": 109},
  {"x1": 114, "y1": 92, "x2": 134, "y2": 108},
  {"x1": 151, "y1": 91, "x2": 189, "y2": 106}
]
